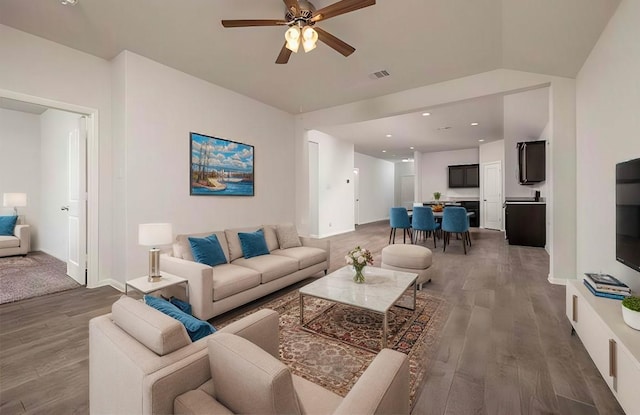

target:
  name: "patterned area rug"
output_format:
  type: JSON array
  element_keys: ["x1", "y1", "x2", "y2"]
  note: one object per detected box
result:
[
  {"x1": 217, "y1": 288, "x2": 451, "y2": 409},
  {"x1": 0, "y1": 251, "x2": 80, "y2": 304}
]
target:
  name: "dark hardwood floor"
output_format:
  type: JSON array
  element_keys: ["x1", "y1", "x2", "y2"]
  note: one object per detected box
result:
[{"x1": 0, "y1": 222, "x2": 624, "y2": 414}]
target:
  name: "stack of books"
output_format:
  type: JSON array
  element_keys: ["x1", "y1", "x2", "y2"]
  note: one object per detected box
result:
[{"x1": 583, "y1": 273, "x2": 631, "y2": 300}]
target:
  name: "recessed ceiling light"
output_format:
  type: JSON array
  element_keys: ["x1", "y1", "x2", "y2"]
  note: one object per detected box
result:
[
  {"x1": 409, "y1": 146, "x2": 415, "y2": 150},
  {"x1": 382, "y1": 150, "x2": 387, "y2": 153},
  {"x1": 422, "y1": 112, "x2": 431, "y2": 117},
  {"x1": 386, "y1": 134, "x2": 392, "y2": 138},
  {"x1": 60, "y1": 0, "x2": 78, "y2": 5},
  {"x1": 478, "y1": 139, "x2": 485, "y2": 142},
  {"x1": 471, "y1": 122, "x2": 479, "y2": 126}
]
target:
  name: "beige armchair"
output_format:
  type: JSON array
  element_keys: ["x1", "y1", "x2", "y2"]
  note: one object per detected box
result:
[
  {"x1": 174, "y1": 332, "x2": 410, "y2": 415},
  {"x1": 0, "y1": 224, "x2": 30, "y2": 257}
]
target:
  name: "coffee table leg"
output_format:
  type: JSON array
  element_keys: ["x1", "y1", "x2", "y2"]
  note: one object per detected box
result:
[
  {"x1": 299, "y1": 293, "x2": 304, "y2": 325},
  {"x1": 382, "y1": 312, "x2": 388, "y2": 349},
  {"x1": 412, "y1": 282, "x2": 417, "y2": 310}
]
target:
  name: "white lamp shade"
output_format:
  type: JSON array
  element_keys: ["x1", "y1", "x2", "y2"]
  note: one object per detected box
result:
[
  {"x1": 138, "y1": 223, "x2": 173, "y2": 246},
  {"x1": 3, "y1": 193, "x2": 27, "y2": 208}
]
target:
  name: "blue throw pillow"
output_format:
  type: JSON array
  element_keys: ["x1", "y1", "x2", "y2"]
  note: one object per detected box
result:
[
  {"x1": 170, "y1": 296, "x2": 192, "y2": 315},
  {"x1": 144, "y1": 295, "x2": 216, "y2": 342},
  {"x1": 238, "y1": 229, "x2": 270, "y2": 259},
  {"x1": 0, "y1": 216, "x2": 18, "y2": 236},
  {"x1": 188, "y1": 234, "x2": 227, "y2": 267}
]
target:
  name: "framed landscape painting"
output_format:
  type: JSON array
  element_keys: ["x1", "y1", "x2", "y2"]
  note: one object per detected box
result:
[{"x1": 190, "y1": 132, "x2": 254, "y2": 196}]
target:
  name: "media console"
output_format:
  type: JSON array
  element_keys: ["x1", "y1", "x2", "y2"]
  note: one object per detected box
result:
[{"x1": 566, "y1": 280, "x2": 640, "y2": 413}]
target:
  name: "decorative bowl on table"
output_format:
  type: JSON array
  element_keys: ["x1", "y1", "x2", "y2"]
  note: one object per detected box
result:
[{"x1": 432, "y1": 204, "x2": 444, "y2": 212}]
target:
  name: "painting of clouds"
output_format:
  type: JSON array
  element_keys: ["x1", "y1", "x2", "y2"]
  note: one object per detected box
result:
[{"x1": 190, "y1": 132, "x2": 254, "y2": 196}]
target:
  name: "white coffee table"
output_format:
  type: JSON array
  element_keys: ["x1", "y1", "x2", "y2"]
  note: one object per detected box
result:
[
  {"x1": 299, "y1": 266, "x2": 418, "y2": 349},
  {"x1": 125, "y1": 272, "x2": 189, "y2": 302}
]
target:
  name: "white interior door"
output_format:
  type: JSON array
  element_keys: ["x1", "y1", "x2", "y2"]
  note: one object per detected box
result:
[
  {"x1": 483, "y1": 161, "x2": 503, "y2": 230},
  {"x1": 400, "y1": 175, "x2": 415, "y2": 209},
  {"x1": 67, "y1": 117, "x2": 87, "y2": 285},
  {"x1": 353, "y1": 168, "x2": 360, "y2": 226}
]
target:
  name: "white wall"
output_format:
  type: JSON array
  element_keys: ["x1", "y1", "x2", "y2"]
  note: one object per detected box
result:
[
  {"x1": 576, "y1": 0, "x2": 640, "y2": 292},
  {"x1": 0, "y1": 108, "x2": 41, "y2": 248},
  {"x1": 354, "y1": 153, "x2": 394, "y2": 224},
  {"x1": 39, "y1": 109, "x2": 81, "y2": 261},
  {"x1": 115, "y1": 51, "x2": 297, "y2": 280},
  {"x1": 420, "y1": 148, "x2": 480, "y2": 201},
  {"x1": 0, "y1": 24, "x2": 112, "y2": 287},
  {"x1": 307, "y1": 130, "x2": 354, "y2": 237}
]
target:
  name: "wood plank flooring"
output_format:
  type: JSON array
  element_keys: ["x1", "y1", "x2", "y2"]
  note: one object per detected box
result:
[{"x1": 0, "y1": 222, "x2": 624, "y2": 414}]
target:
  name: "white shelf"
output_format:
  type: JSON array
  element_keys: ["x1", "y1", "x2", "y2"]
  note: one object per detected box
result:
[{"x1": 570, "y1": 280, "x2": 640, "y2": 365}]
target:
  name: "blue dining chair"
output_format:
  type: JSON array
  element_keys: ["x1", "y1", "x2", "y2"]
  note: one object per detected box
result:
[
  {"x1": 411, "y1": 206, "x2": 441, "y2": 248},
  {"x1": 389, "y1": 207, "x2": 412, "y2": 244},
  {"x1": 441, "y1": 206, "x2": 471, "y2": 254}
]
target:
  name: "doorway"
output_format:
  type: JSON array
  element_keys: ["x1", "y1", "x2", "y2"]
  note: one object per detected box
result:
[
  {"x1": 482, "y1": 161, "x2": 503, "y2": 230},
  {"x1": 400, "y1": 175, "x2": 415, "y2": 209},
  {"x1": 0, "y1": 90, "x2": 97, "y2": 287},
  {"x1": 353, "y1": 168, "x2": 360, "y2": 226}
]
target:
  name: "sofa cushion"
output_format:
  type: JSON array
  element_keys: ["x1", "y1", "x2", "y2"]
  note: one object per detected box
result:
[
  {"x1": 276, "y1": 223, "x2": 302, "y2": 249},
  {"x1": 188, "y1": 234, "x2": 227, "y2": 267},
  {"x1": 208, "y1": 333, "x2": 302, "y2": 415},
  {"x1": 238, "y1": 229, "x2": 270, "y2": 259},
  {"x1": 111, "y1": 295, "x2": 191, "y2": 356},
  {"x1": 292, "y1": 375, "x2": 342, "y2": 415},
  {"x1": 232, "y1": 254, "x2": 299, "y2": 284},
  {"x1": 271, "y1": 247, "x2": 327, "y2": 270},
  {"x1": 261, "y1": 225, "x2": 280, "y2": 252},
  {"x1": 144, "y1": 295, "x2": 216, "y2": 342},
  {"x1": 0, "y1": 235, "x2": 20, "y2": 249},
  {"x1": 212, "y1": 264, "x2": 261, "y2": 301},
  {"x1": 0, "y1": 216, "x2": 18, "y2": 236},
  {"x1": 174, "y1": 231, "x2": 229, "y2": 262},
  {"x1": 225, "y1": 226, "x2": 261, "y2": 261}
]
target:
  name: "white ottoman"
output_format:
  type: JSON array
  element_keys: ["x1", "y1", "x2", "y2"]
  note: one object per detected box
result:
[{"x1": 381, "y1": 244, "x2": 432, "y2": 289}]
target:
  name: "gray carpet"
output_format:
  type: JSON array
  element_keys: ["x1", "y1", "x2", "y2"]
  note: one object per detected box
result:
[{"x1": 0, "y1": 251, "x2": 80, "y2": 304}]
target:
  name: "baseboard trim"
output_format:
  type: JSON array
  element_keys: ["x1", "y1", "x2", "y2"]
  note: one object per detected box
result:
[
  {"x1": 547, "y1": 275, "x2": 567, "y2": 285},
  {"x1": 91, "y1": 278, "x2": 125, "y2": 292},
  {"x1": 318, "y1": 228, "x2": 356, "y2": 238}
]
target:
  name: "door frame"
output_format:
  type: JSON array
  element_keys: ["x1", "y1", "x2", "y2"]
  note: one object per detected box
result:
[
  {"x1": 353, "y1": 168, "x2": 360, "y2": 226},
  {"x1": 1, "y1": 88, "x2": 99, "y2": 288}
]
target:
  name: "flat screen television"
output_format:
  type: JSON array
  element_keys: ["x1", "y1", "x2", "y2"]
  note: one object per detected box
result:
[{"x1": 616, "y1": 157, "x2": 640, "y2": 273}]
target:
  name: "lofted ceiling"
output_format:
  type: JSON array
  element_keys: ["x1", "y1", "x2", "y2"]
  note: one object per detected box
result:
[{"x1": 0, "y1": 0, "x2": 618, "y2": 160}]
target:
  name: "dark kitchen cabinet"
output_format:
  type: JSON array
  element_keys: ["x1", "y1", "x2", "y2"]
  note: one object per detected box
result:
[
  {"x1": 460, "y1": 200, "x2": 480, "y2": 228},
  {"x1": 449, "y1": 164, "x2": 479, "y2": 188},
  {"x1": 517, "y1": 140, "x2": 545, "y2": 184},
  {"x1": 505, "y1": 203, "x2": 546, "y2": 247}
]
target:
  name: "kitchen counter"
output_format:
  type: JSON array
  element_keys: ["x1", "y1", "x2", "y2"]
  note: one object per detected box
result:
[{"x1": 504, "y1": 201, "x2": 546, "y2": 205}]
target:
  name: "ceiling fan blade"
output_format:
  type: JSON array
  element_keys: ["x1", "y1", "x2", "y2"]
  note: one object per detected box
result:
[
  {"x1": 221, "y1": 19, "x2": 288, "y2": 28},
  {"x1": 283, "y1": 0, "x2": 301, "y2": 17},
  {"x1": 311, "y1": 0, "x2": 375, "y2": 23},
  {"x1": 315, "y1": 27, "x2": 355, "y2": 57},
  {"x1": 276, "y1": 43, "x2": 293, "y2": 64}
]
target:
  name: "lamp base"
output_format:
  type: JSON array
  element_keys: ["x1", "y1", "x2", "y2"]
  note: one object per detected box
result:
[{"x1": 148, "y1": 248, "x2": 162, "y2": 283}]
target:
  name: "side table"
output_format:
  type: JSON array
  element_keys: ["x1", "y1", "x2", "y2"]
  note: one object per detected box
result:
[{"x1": 125, "y1": 272, "x2": 189, "y2": 303}]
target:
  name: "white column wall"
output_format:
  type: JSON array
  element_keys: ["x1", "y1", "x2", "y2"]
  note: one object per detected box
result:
[
  {"x1": 307, "y1": 130, "x2": 355, "y2": 238},
  {"x1": 39, "y1": 109, "x2": 81, "y2": 261},
  {"x1": 576, "y1": 0, "x2": 640, "y2": 292},
  {"x1": 0, "y1": 108, "x2": 41, "y2": 248},
  {"x1": 354, "y1": 152, "x2": 394, "y2": 224}
]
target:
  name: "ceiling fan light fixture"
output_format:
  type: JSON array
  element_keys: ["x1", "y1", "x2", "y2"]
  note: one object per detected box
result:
[
  {"x1": 285, "y1": 26, "x2": 301, "y2": 53},
  {"x1": 301, "y1": 26, "x2": 318, "y2": 53}
]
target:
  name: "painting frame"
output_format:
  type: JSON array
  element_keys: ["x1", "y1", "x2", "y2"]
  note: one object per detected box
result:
[{"x1": 190, "y1": 132, "x2": 255, "y2": 196}]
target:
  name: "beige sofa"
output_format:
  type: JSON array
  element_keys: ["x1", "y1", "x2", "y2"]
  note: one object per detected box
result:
[
  {"x1": 90, "y1": 296, "x2": 410, "y2": 415},
  {"x1": 0, "y1": 224, "x2": 30, "y2": 257},
  {"x1": 160, "y1": 224, "x2": 330, "y2": 320}
]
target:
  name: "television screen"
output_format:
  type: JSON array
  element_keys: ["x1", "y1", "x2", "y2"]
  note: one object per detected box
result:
[{"x1": 616, "y1": 157, "x2": 640, "y2": 273}]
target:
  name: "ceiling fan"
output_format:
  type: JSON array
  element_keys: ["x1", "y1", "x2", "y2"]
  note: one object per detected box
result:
[{"x1": 221, "y1": 0, "x2": 375, "y2": 64}]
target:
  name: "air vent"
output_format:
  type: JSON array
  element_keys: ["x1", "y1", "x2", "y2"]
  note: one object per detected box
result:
[
  {"x1": 437, "y1": 126, "x2": 452, "y2": 131},
  {"x1": 368, "y1": 70, "x2": 390, "y2": 80}
]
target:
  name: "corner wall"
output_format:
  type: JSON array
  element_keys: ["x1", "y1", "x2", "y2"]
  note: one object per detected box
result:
[{"x1": 576, "y1": 0, "x2": 640, "y2": 292}]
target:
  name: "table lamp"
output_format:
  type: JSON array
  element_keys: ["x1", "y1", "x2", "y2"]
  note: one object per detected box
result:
[
  {"x1": 3, "y1": 193, "x2": 27, "y2": 216},
  {"x1": 138, "y1": 223, "x2": 173, "y2": 282}
]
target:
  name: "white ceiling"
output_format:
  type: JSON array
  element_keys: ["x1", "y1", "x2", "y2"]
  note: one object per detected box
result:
[{"x1": 0, "y1": 0, "x2": 617, "y2": 159}]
